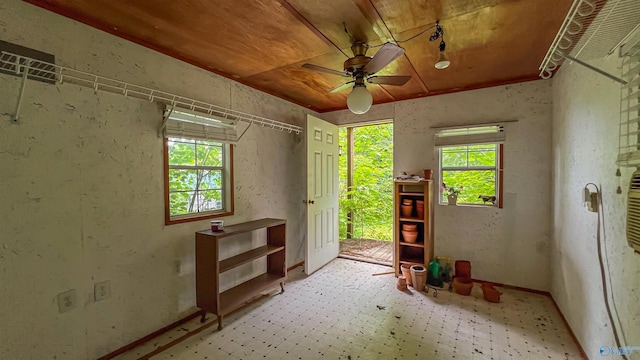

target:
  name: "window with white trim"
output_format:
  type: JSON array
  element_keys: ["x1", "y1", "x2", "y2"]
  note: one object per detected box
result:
[
  {"x1": 162, "y1": 107, "x2": 235, "y2": 224},
  {"x1": 436, "y1": 125, "x2": 504, "y2": 207}
]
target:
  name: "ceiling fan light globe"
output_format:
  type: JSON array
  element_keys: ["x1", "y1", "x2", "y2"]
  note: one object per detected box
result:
[
  {"x1": 435, "y1": 52, "x2": 451, "y2": 70},
  {"x1": 347, "y1": 86, "x2": 373, "y2": 115}
]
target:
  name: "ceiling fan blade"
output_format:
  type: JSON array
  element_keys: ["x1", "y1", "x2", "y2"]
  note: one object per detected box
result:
[
  {"x1": 367, "y1": 75, "x2": 411, "y2": 86},
  {"x1": 329, "y1": 81, "x2": 355, "y2": 93},
  {"x1": 364, "y1": 42, "x2": 405, "y2": 75},
  {"x1": 302, "y1": 63, "x2": 350, "y2": 77}
]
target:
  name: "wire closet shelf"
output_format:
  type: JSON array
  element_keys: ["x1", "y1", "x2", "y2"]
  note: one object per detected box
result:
[
  {"x1": 539, "y1": 0, "x2": 598, "y2": 79},
  {"x1": 0, "y1": 51, "x2": 303, "y2": 135}
]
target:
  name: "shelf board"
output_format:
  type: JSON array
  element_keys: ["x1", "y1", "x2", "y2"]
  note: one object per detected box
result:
[
  {"x1": 399, "y1": 192, "x2": 425, "y2": 196},
  {"x1": 196, "y1": 218, "x2": 286, "y2": 239},
  {"x1": 394, "y1": 180, "x2": 431, "y2": 185},
  {"x1": 399, "y1": 217, "x2": 424, "y2": 223},
  {"x1": 219, "y1": 245, "x2": 285, "y2": 273},
  {"x1": 220, "y1": 273, "x2": 285, "y2": 315},
  {"x1": 400, "y1": 242, "x2": 424, "y2": 248}
]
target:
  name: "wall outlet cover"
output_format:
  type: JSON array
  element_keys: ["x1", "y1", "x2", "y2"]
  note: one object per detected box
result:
[
  {"x1": 94, "y1": 280, "x2": 111, "y2": 301},
  {"x1": 57, "y1": 289, "x2": 77, "y2": 313}
]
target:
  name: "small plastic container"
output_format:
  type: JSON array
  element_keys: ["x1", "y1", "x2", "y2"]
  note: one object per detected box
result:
[{"x1": 211, "y1": 220, "x2": 224, "y2": 232}]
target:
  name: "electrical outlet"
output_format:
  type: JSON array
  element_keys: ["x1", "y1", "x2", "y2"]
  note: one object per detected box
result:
[
  {"x1": 94, "y1": 280, "x2": 111, "y2": 301},
  {"x1": 57, "y1": 289, "x2": 77, "y2": 313}
]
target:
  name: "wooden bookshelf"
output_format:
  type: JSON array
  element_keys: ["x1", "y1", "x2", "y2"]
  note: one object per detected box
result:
[
  {"x1": 394, "y1": 180, "x2": 434, "y2": 277},
  {"x1": 195, "y1": 218, "x2": 286, "y2": 330}
]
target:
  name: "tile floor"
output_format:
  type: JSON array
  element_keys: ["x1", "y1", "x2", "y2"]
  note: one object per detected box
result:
[{"x1": 117, "y1": 259, "x2": 582, "y2": 360}]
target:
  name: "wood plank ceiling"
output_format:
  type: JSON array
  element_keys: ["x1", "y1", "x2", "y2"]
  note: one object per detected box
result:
[{"x1": 25, "y1": 0, "x2": 573, "y2": 112}]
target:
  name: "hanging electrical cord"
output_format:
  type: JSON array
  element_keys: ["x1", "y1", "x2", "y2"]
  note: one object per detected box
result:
[
  {"x1": 365, "y1": 21, "x2": 441, "y2": 49},
  {"x1": 585, "y1": 183, "x2": 628, "y2": 359}
]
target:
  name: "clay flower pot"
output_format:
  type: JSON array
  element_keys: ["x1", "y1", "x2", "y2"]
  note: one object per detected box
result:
[
  {"x1": 415, "y1": 200, "x2": 424, "y2": 219},
  {"x1": 423, "y1": 169, "x2": 432, "y2": 179},
  {"x1": 397, "y1": 275, "x2": 408, "y2": 291},
  {"x1": 453, "y1": 277, "x2": 473, "y2": 296},
  {"x1": 402, "y1": 199, "x2": 413, "y2": 205},
  {"x1": 401, "y1": 230, "x2": 418, "y2": 243},
  {"x1": 455, "y1": 260, "x2": 471, "y2": 279},
  {"x1": 402, "y1": 224, "x2": 417, "y2": 231},
  {"x1": 481, "y1": 283, "x2": 502, "y2": 303},
  {"x1": 401, "y1": 264, "x2": 413, "y2": 286},
  {"x1": 401, "y1": 205, "x2": 413, "y2": 218}
]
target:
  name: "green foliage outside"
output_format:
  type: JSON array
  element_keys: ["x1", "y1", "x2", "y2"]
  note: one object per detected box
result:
[
  {"x1": 168, "y1": 138, "x2": 224, "y2": 216},
  {"x1": 440, "y1": 144, "x2": 497, "y2": 204},
  {"x1": 339, "y1": 124, "x2": 394, "y2": 242}
]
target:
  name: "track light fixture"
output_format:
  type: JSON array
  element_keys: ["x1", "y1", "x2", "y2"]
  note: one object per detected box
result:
[{"x1": 428, "y1": 22, "x2": 450, "y2": 70}]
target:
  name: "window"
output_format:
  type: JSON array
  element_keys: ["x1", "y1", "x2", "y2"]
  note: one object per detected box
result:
[
  {"x1": 439, "y1": 144, "x2": 503, "y2": 206},
  {"x1": 435, "y1": 124, "x2": 505, "y2": 207},
  {"x1": 164, "y1": 137, "x2": 233, "y2": 224}
]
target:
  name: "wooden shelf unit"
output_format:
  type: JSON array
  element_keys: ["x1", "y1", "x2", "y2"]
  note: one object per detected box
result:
[
  {"x1": 195, "y1": 218, "x2": 287, "y2": 330},
  {"x1": 394, "y1": 180, "x2": 434, "y2": 277}
]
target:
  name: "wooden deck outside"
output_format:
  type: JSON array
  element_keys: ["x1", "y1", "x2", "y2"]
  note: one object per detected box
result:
[{"x1": 339, "y1": 238, "x2": 393, "y2": 265}]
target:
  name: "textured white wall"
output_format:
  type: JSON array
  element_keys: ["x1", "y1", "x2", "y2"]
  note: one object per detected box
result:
[
  {"x1": 0, "y1": 1, "x2": 308, "y2": 359},
  {"x1": 552, "y1": 54, "x2": 640, "y2": 358},
  {"x1": 325, "y1": 81, "x2": 554, "y2": 291}
]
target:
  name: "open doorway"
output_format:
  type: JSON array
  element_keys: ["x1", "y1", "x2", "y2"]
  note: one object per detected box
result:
[{"x1": 338, "y1": 121, "x2": 393, "y2": 266}]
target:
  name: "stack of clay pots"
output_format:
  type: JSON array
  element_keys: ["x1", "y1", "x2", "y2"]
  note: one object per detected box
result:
[
  {"x1": 452, "y1": 260, "x2": 473, "y2": 296},
  {"x1": 416, "y1": 199, "x2": 424, "y2": 219},
  {"x1": 401, "y1": 198, "x2": 413, "y2": 218},
  {"x1": 400, "y1": 264, "x2": 413, "y2": 286},
  {"x1": 401, "y1": 223, "x2": 418, "y2": 243}
]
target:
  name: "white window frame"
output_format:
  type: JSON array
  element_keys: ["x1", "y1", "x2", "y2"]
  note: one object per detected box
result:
[
  {"x1": 434, "y1": 123, "x2": 505, "y2": 207},
  {"x1": 438, "y1": 143, "x2": 502, "y2": 207},
  {"x1": 164, "y1": 137, "x2": 234, "y2": 225}
]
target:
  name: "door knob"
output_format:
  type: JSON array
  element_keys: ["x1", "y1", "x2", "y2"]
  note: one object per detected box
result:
[{"x1": 303, "y1": 200, "x2": 315, "y2": 205}]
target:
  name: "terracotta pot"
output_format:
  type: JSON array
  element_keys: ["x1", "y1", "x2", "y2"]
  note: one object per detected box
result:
[
  {"x1": 455, "y1": 260, "x2": 471, "y2": 279},
  {"x1": 402, "y1": 230, "x2": 418, "y2": 243},
  {"x1": 397, "y1": 275, "x2": 408, "y2": 291},
  {"x1": 453, "y1": 277, "x2": 473, "y2": 296},
  {"x1": 402, "y1": 224, "x2": 417, "y2": 231},
  {"x1": 401, "y1": 205, "x2": 413, "y2": 218},
  {"x1": 481, "y1": 283, "x2": 502, "y2": 303},
  {"x1": 402, "y1": 199, "x2": 413, "y2": 205},
  {"x1": 401, "y1": 264, "x2": 413, "y2": 286},
  {"x1": 416, "y1": 200, "x2": 424, "y2": 219},
  {"x1": 423, "y1": 169, "x2": 432, "y2": 179}
]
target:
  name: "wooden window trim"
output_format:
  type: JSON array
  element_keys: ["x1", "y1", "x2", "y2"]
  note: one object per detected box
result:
[{"x1": 163, "y1": 138, "x2": 234, "y2": 225}]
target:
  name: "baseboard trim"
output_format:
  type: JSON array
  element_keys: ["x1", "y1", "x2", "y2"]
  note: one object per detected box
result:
[
  {"x1": 96, "y1": 310, "x2": 204, "y2": 360},
  {"x1": 287, "y1": 261, "x2": 304, "y2": 271},
  {"x1": 549, "y1": 295, "x2": 589, "y2": 360},
  {"x1": 470, "y1": 278, "x2": 550, "y2": 296},
  {"x1": 469, "y1": 278, "x2": 588, "y2": 359}
]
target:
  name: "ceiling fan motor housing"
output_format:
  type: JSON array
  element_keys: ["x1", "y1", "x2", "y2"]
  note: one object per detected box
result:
[{"x1": 344, "y1": 55, "x2": 371, "y2": 74}]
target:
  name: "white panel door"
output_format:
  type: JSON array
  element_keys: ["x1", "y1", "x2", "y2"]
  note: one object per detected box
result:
[{"x1": 305, "y1": 114, "x2": 339, "y2": 275}]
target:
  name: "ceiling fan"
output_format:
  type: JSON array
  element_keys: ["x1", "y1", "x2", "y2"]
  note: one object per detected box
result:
[{"x1": 302, "y1": 41, "x2": 411, "y2": 114}]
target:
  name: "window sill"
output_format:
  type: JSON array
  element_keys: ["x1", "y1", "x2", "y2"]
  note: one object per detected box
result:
[
  {"x1": 438, "y1": 203, "x2": 499, "y2": 208},
  {"x1": 166, "y1": 210, "x2": 233, "y2": 225}
]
